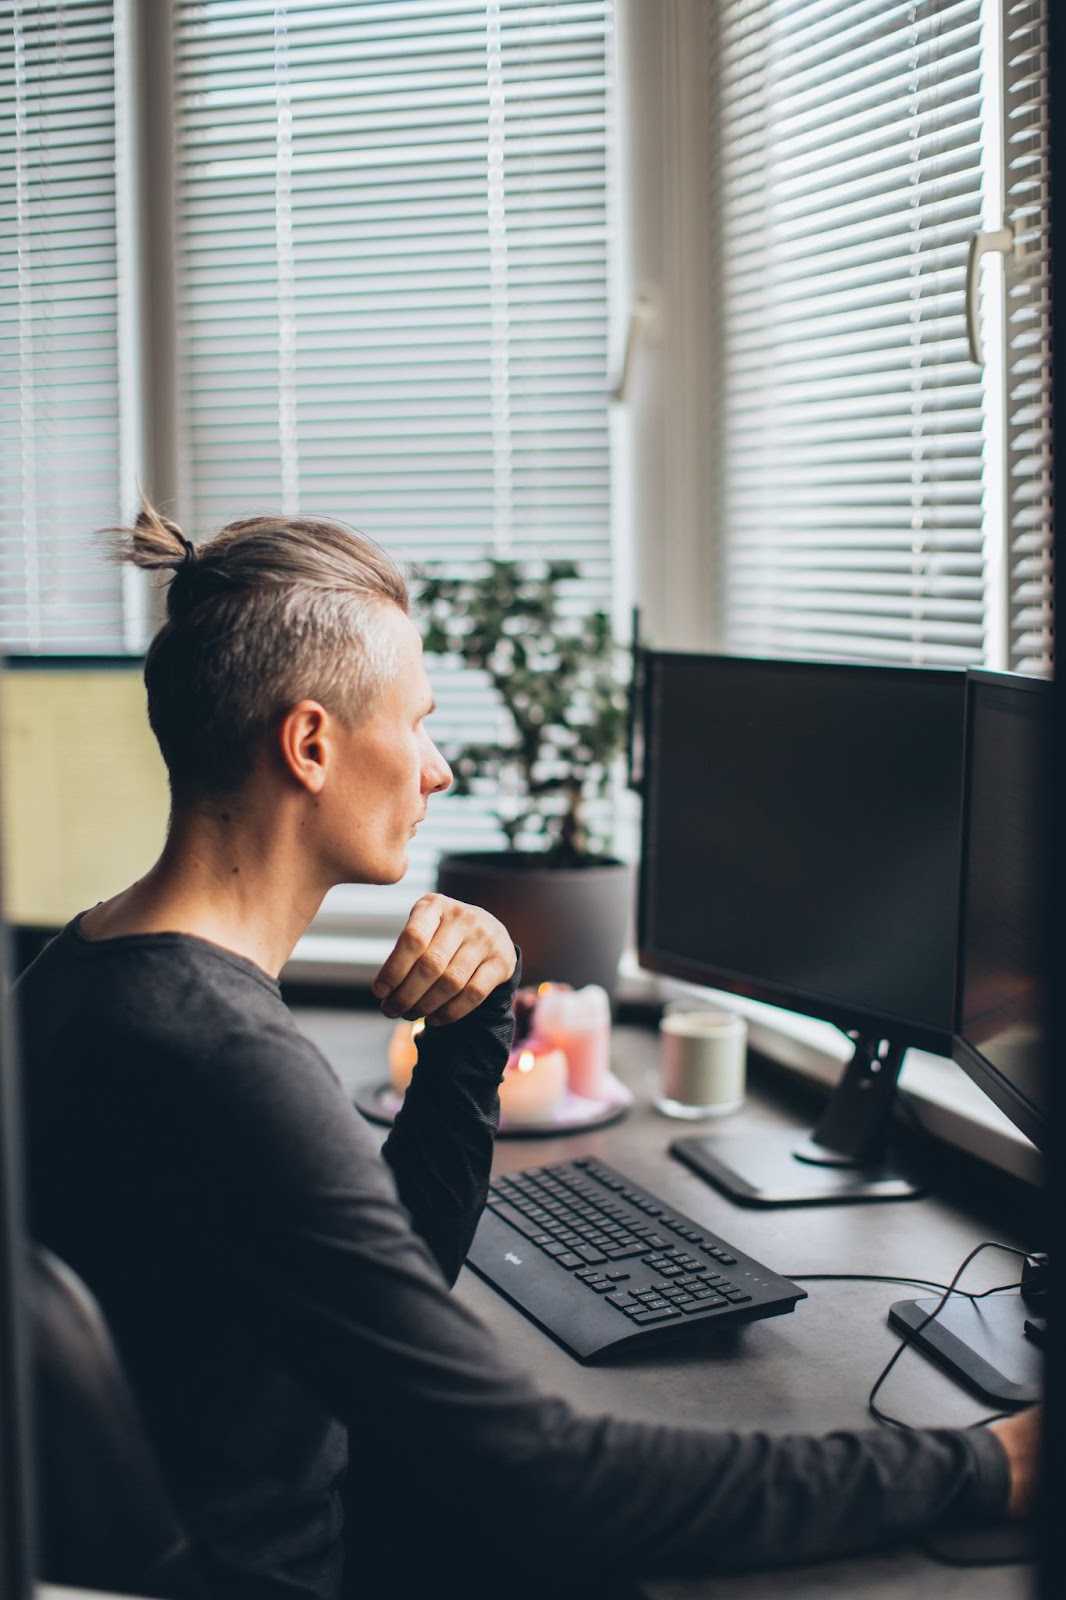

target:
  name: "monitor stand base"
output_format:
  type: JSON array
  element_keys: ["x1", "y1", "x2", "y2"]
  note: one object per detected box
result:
[
  {"x1": 670, "y1": 1128, "x2": 925, "y2": 1206},
  {"x1": 888, "y1": 1292, "x2": 1043, "y2": 1408}
]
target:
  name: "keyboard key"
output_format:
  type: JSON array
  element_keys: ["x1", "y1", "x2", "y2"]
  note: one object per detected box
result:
[
  {"x1": 632, "y1": 1308, "x2": 683, "y2": 1325},
  {"x1": 556, "y1": 1252, "x2": 583, "y2": 1269},
  {"x1": 575, "y1": 1245, "x2": 607, "y2": 1264}
]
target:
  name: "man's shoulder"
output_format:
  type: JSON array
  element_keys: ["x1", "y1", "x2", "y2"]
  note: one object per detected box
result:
[{"x1": 19, "y1": 921, "x2": 316, "y2": 1079}]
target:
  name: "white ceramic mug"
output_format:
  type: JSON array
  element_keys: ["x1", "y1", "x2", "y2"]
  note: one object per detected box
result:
[{"x1": 655, "y1": 1006, "x2": 747, "y2": 1119}]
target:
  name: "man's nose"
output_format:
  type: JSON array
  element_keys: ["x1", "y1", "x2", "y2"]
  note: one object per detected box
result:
[{"x1": 426, "y1": 748, "x2": 452, "y2": 795}]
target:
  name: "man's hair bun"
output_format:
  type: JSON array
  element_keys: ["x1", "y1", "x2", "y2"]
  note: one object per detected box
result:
[{"x1": 122, "y1": 501, "x2": 197, "y2": 572}]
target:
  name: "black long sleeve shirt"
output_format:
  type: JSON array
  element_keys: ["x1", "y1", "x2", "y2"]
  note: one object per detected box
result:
[{"x1": 17, "y1": 918, "x2": 1009, "y2": 1600}]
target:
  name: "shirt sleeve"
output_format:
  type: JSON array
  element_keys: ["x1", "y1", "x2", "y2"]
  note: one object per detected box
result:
[
  {"x1": 175, "y1": 1020, "x2": 1012, "y2": 1580},
  {"x1": 378, "y1": 958, "x2": 519, "y2": 1284}
]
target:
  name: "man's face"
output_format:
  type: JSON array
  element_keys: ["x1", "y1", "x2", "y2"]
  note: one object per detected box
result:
[{"x1": 321, "y1": 605, "x2": 452, "y2": 885}]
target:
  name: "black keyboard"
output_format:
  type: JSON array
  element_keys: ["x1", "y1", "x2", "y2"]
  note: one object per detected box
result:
[{"x1": 467, "y1": 1156, "x2": 806, "y2": 1361}]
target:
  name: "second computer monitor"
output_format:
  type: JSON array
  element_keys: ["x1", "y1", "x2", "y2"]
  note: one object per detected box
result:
[
  {"x1": 954, "y1": 669, "x2": 1051, "y2": 1151},
  {"x1": 886, "y1": 668, "x2": 1050, "y2": 1406}
]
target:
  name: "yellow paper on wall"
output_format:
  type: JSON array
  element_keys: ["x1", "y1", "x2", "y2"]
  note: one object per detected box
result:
[{"x1": 0, "y1": 668, "x2": 170, "y2": 926}]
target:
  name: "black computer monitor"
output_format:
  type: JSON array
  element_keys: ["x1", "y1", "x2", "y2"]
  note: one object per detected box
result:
[
  {"x1": 889, "y1": 669, "x2": 1050, "y2": 1407},
  {"x1": 637, "y1": 651, "x2": 967, "y2": 1204}
]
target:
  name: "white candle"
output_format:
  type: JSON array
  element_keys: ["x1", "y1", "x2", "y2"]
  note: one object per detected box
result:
[
  {"x1": 533, "y1": 983, "x2": 612, "y2": 1100},
  {"x1": 387, "y1": 1018, "x2": 425, "y2": 1095},
  {"x1": 498, "y1": 1043, "x2": 568, "y2": 1127},
  {"x1": 656, "y1": 1009, "x2": 747, "y2": 1117}
]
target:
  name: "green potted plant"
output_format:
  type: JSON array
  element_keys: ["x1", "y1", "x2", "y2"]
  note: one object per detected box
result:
[{"x1": 418, "y1": 558, "x2": 633, "y2": 998}]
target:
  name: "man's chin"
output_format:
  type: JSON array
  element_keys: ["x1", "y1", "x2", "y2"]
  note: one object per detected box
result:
[{"x1": 344, "y1": 855, "x2": 409, "y2": 887}]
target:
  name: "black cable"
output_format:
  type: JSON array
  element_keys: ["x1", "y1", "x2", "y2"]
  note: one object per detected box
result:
[
  {"x1": 864, "y1": 1241, "x2": 1034, "y2": 1429},
  {"x1": 969, "y1": 1279, "x2": 1026, "y2": 1300},
  {"x1": 791, "y1": 1270, "x2": 1018, "y2": 1301}
]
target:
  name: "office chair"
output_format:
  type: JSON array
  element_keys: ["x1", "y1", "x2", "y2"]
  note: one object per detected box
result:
[{"x1": 28, "y1": 1244, "x2": 203, "y2": 1599}]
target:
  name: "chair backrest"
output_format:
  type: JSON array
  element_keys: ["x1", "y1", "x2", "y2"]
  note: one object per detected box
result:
[{"x1": 28, "y1": 1246, "x2": 203, "y2": 1600}]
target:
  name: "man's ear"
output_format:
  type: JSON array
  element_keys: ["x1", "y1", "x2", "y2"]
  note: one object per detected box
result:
[{"x1": 278, "y1": 700, "x2": 332, "y2": 794}]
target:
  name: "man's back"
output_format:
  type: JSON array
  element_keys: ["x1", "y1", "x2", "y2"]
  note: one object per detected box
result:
[{"x1": 20, "y1": 920, "x2": 352, "y2": 1600}]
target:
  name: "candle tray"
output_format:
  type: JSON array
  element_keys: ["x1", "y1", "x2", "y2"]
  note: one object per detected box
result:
[{"x1": 353, "y1": 1072, "x2": 634, "y2": 1138}]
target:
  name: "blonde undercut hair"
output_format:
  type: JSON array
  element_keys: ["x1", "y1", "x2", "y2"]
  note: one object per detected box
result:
[{"x1": 108, "y1": 503, "x2": 410, "y2": 798}]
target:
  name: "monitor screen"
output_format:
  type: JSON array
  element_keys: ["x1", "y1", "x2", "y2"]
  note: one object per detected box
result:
[
  {"x1": 954, "y1": 670, "x2": 1050, "y2": 1150},
  {"x1": 0, "y1": 657, "x2": 169, "y2": 929},
  {"x1": 639, "y1": 653, "x2": 967, "y2": 1054}
]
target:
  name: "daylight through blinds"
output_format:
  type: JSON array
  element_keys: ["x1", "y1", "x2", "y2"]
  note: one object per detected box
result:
[
  {"x1": 173, "y1": 1, "x2": 615, "y2": 917},
  {"x1": 714, "y1": 0, "x2": 987, "y2": 667},
  {"x1": 0, "y1": 0, "x2": 126, "y2": 651}
]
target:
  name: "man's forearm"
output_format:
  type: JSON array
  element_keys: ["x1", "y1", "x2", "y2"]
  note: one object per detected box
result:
[{"x1": 381, "y1": 969, "x2": 517, "y2": 1282}]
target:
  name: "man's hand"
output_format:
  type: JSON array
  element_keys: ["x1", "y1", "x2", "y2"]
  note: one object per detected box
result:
[
  {"x1": 371, "y1": 895, "x2": 516, "y2": 1027},
  {"x1": 989, "y1": 1405, "x2": 1041, "y2": 1518}
]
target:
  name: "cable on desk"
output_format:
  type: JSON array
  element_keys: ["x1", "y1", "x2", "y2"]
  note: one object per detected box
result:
[
  {"x1": 861, "y1": 1241, "x2": 1035, "y2": 1430},
  {"x1": 790, "y1": 1272, "x2": 1018, "y2": 1299}
]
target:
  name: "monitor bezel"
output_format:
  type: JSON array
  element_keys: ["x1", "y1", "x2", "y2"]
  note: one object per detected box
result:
[
  {"x1": 951, "y1": 668, "x2": 1050, "y2": 1153},
  {"x1": 637, "y1": 649, "x2": 966, "y2": 1057}
]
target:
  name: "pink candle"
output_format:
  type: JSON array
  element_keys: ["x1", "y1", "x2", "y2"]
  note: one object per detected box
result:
[{"x1": 534, "y1": 984, "x2": 612, "y2": 1100}]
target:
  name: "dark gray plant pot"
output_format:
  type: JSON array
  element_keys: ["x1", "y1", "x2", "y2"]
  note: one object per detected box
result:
[{"x1": 436, "y1": 852, "x2": 634, "y2": 1003}]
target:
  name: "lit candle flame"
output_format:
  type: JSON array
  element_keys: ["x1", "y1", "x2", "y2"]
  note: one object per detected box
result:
[
  {"x1": 412, "y1": 1018, "x2": 425, "y2": 1038},
  {"x1": 517, "y1": 1049, "x2": 535, "y2": 1073},
  {"x1": 537, "y1": 982, "x2": 554, "y2": 996}
]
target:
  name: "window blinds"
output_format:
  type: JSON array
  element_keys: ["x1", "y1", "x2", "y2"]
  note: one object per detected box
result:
[
  {"x1": 0, "y1": 0, "x2": 127, "y2": 652},
  {"x1": 1002, "y1": 0, "x2": 1051, "y2": 675},
  {"x1": 173, "y1": 0, "x2": 614, "y2": 922},
  {"x1": 711, "y1": 0, "x2": 1045, "y2": 669}
]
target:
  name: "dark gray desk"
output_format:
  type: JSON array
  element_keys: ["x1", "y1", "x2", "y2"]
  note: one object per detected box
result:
[{"x1": 295, "y1": 1004, "x2": 1039, "y2": 1600}]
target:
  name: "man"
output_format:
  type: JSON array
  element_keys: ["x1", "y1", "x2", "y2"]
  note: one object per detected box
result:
[{"x1": 17, "y1": 504, "x2": 1038, "y2": 1600}]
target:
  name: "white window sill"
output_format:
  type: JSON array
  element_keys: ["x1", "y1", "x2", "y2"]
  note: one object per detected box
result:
[
  {"x1": 283, "y1": 938, "x2": 1042, "y2": 1190},
  {"x1": 284, "y1": 932, "x2": 396, "y2": 985}
]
